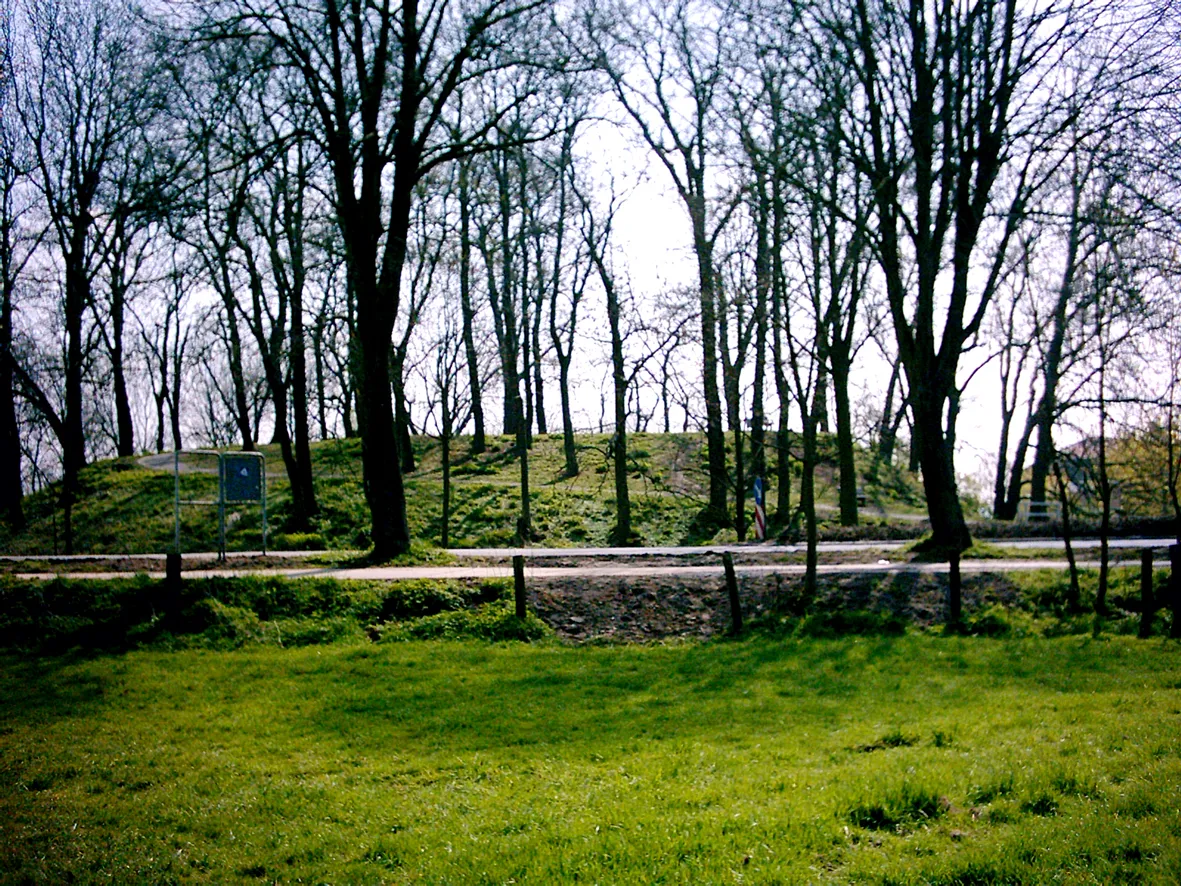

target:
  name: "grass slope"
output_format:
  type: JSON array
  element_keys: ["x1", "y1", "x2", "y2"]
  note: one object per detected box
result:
[
  {"x1": 0, "y1": 432, "x2": 927, "y2": 555},
  {"x1": 2, "y1": 635, "x2": 1180, "y2": 883}
]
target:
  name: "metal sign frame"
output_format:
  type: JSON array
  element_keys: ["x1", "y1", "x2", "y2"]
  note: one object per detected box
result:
[{"x1": 173, "y1": 449, "x2": 268, "y2": 560}]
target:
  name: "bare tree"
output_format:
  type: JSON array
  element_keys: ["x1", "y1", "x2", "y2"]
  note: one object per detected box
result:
[
  {"x1": 589, "y1": 0, "x2": 741, "y2": 529},
  {"x1": 575, "y1": 174, "x2": 635, "y2": 544},
  {"x1": 10, "y1": 0, "x2": 158, "y2": 551},
  {"x1": 139, "y1": 260, "x2": 194, "y2": 455},
  {"x1": 0, "y1": 22, "x2": 44, "y2": 530},
  {"x1": 200, "y1": 0, "x2": 564, "y2": 558},
  {"x1": 846, "y1": 0, "x2": 1088, "y2": 550}
]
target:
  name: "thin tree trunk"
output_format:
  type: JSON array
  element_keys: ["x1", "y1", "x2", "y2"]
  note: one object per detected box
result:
[
  {"x1": 60, "y1": 224, "x2": 90, "y2": 554},
  {"x1": 0, "y1": 245, "x2": 24, "y2": 531},
  {"x1": 910, "y1": 381, "x2": 971, "y2": 550},
  {"x1": 312, "y1": 315, "x2": 329, "y2": 439},
  {"x1": 1096, "y1": 341, "x2": 1111, "y2": 615},
  {"x1": 392, "y1": 354, "x2": 415, "y2": 474},
  {"x1": 532, "y1": 288, "x2": 546, "y2": 436},
  {"x1": 750, "y1": 178, "x2": 769, "y2": 492},
  {"x1": 1053, "y1": 458, "x2": 1082, "y2": 613},
  {"x1": 441, "y1": 402, "x2": 451, "y2": 548},
  {"x1": 458, "y1": 158, "x2": 486, "y2": 454},
  {"x1": 605, "y1": 262, "x2": 631, "y2": 546},
  {"x1": 557, "y1": 352, "x2": 578, "y2": 476},
  {"x1": 110, "y1": 295, "x2": 135, "y2": 457},
  {"x1": 289, "y1": 271, "x2": 317, "y2": 518},
  {"x1": 832, "y1": 359, "x2": 858, "y2": 526},
  {"x1": 770, "y1": 176, "x2": 791, "y2": 527},
  {"x1": 719, "y1": 297, "x2": 746, "y2": 541},
  {"x1": 876, "y1": 360, "x2": 901, "y2": 468},
  {"x1": 801, "y1": 414, "x2": 818, "y2": 600},
  {"x1": 691, "y1": 205, "x2": 729, "y2": 526}
]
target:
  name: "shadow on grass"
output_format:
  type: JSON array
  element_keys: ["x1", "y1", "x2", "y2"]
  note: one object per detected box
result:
[
  {"x1": 0, "y1": 652, "x2": 120, "y2": 723},
  {"x1": 312, "y1": 637, "x2": 911, "y2": 755}
]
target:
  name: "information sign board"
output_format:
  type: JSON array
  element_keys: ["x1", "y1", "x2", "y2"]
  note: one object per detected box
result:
[{"x1": 223, "y1": 454, "x2": 263, "y2": 502}]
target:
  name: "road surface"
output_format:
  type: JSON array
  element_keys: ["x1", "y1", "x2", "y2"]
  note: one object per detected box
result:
[{"x1": 5, "y1": 541, "x2": 1173, "y2": 582}]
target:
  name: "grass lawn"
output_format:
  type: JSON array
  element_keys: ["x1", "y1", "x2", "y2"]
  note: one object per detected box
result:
[{"x1": 2, "y1": 635, "x2": 1180, "y2": 884}]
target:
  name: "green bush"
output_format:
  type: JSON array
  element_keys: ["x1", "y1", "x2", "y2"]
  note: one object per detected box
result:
[
  {"x1": 379, "y1": 601, "x2": 550, "y2": 643},
  {"x1": 270, "y1": 532, "x2": 326, "y2": 551},
  {"x1": 795, "y1": 609, "x2": 908, "y2": 638},
  {"x1": 0, "y1": 575, "x2": 516, "y2": 654}
]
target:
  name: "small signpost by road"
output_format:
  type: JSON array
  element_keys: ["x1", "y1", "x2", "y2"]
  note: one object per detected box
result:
[{"x1": 172, "y1": 450, "x2": 268, "y2": 561}]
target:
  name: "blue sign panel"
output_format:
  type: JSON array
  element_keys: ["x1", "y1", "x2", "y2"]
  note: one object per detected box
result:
[{"x1": 223, "y1": 455, "x2": 262, "y2": 502}]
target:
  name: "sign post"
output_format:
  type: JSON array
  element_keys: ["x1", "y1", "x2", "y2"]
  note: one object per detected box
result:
[
  {"x1": 219, "y1": 452, "x2": 267, "y2": 559},
  {"x1": 173, "y1": 450, "x2": 267, "y2": 561}
]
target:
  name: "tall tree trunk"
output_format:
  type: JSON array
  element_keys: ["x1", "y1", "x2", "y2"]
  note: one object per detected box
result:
[
  {"x1": 0, "y1": 330, "x2": 22, "y2": 532},
  {"x1": 876, "y1": 360, "x2": 901, "y2": 468},
  {"x1": 110, "y1": 291, "x2": 134, "y2": 457},
  {"x1": 771, "y1": 181, "x2": 792, "y2": 527},
  {"x1": 720, "y1": 306, "x2": 746, "y2": 541},
  {"x1": 516, "y1": 379, "x2": 531, "y2": 542},
  {"x1": 557, "y1": 351, "x2": 578, "y2": 476},
  {"x1": 221, "y1": 295, "x2": 255, "y2": 452},
  {"x1": 441, "y1": 398, "x2": 452, "y2": 548},
  {"x1": 289, "y1": 269, "x2": 317, "y2": 521},
  {"x1": 690, "y1": 202, "x2": 728, "y2": 526},
  {"x1": 1096, "y1": 333, "x2": 1111, "y2": 615},
  {"x1": 1053, "y1": 457, "x2": 1082, "y2": 613},
  {"x1": 1027, "y1": 169, "x2": 1086, "y2": 515},
  {"x1": 800, "y1": 413, "x2": 818, "y2": 600},
  {"x1": 0, "y1": 224, "x2": 24, "y2": 531},
  {"x1": 493, "y1": 151, "x2": 522, "y2": 438},
  {"x1": 998, "y1": 409, "x2": 1035, "y2": 520},
  {"x1": 911, "y1": 388, "x2": 971, "y2": 550},
  {"x1": 521, "y1": 271, "x2": 534, "y2": 450},
  {"x1": 605, "y1": 262, "x2": 631, "y2": 546},
  {"x1": 60, "y1": 223, "x2": 92, "y2": 554},
  {"x1": 531, "y1": 289, "x2": 546, "y2": 436},
  {"x1": 831, "y1": 357, "x2": 858, "y2": 526},
  {"x1": 355, "y1": 300, "x2": 409, "y2": 557},
  {"x1": 750, "y1": 175, "x2": 769, "y2": 492},
  {"x1": 458, "y1": 159, "x2": 486, "y2": 454},
  {"x1": 312, "y1": 314, "x2": 329, "y2": 439},
  {"x1": 392, "y1": 353, "x2": 415, "y2": 474},
  {"x1": 169, "y1": 330, "x2": 184, "y2": 453}
]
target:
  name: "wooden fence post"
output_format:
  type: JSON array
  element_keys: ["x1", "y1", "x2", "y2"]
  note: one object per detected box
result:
[
  {"x1": 1170, "y1": 545, "x2": 1181, "y2": 640},
  {"x1": 1139, "y1": 548, "x2": 1155, "y2": 639},
  {"x1": 948, "y1": 549, "x2": 963, "y2": 625},
  {"x1": 165, "y1": 550, "x2": 182, "y2": 615},
  {"x1": 513, "y1": 555, "x2": 527, "y2": 619},
  {"x1": 722, "y1": 552, "x2": 742, "y2": 635}
]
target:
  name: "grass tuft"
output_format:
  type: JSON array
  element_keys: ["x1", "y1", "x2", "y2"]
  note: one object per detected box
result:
[{"x1": 848, "y1": 782, "x2": 945, "y2": 831}]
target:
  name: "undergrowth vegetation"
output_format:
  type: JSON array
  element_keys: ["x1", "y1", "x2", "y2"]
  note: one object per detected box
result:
[{"x1": 0, "y1": 575, "x2": 542, "y2": 654}]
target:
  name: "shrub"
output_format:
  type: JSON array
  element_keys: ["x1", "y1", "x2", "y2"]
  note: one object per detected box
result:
[
  {"x1": 380, "y1": 601, "x2": 550, "y2": 643},
  {"x1": 795, "y1": 609, "x2": 907, "y2": 638}
]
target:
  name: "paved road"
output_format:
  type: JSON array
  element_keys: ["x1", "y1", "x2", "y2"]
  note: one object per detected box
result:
[
  {"x1": 447, "y1": 538, "x2": 1177, "y2": 558},
  {"x1": 3, "y1": 537, "x2": 1172, "y2": 564}
]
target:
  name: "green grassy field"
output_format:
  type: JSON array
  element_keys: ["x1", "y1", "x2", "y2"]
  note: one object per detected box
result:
[{"x1": 3, "y1": 634, "x2": 1180, "y2": 884}]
